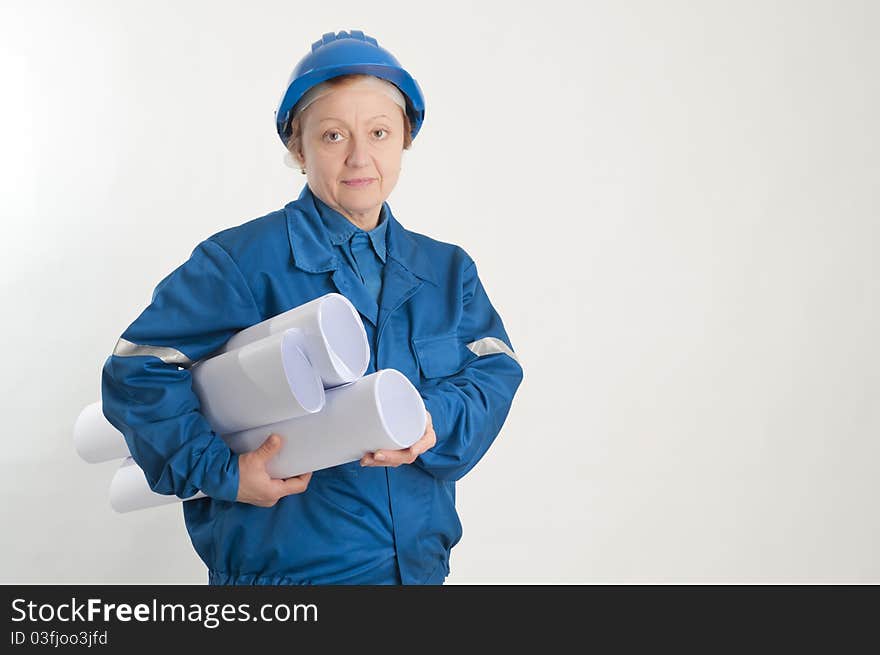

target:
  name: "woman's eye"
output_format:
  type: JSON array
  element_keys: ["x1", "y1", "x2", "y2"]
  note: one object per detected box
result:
[{"x1": 324, "y1": 129, "x2": 387, "y2": 142}]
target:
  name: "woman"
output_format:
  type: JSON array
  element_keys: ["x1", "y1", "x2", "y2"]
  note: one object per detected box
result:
[{"x1": 101, "y1": 30, "x2": 523, "y2": 585}]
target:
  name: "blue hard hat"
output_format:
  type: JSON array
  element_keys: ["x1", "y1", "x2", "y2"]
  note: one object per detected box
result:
[{"x1": 275, "y1": 30, "x2": 426, "y2": 146}]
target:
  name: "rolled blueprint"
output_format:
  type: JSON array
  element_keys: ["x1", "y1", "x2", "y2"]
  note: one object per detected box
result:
[
  {"x1": 191, "y1": 328, "x2": 324, "y2": 435},
  {"x1": 219, "y1": 293, "x2": 369, "y2": 388},
  {"x1": 108, "y1": 369, "x2": 428, "y2": 512},
  {"x1": 225, "y1": 368, "x2": 428, "y2": 479},
  {"x1": 74, "y1": 401, "x2": 131, "y2": 464},
  {"x1": 77, "y1": 293, "x2": 369, "y2": 463},
  {"x1": 109, "y1": 457, "x2": 205, "y2": 513},
  {"x1": 75, "y1": 329, "x2": 324, "y2": 463}
]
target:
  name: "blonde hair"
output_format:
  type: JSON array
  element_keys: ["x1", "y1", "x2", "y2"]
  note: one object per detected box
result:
[{"x1": 285, "y1": 74, "x2": 413, "y2": 169}]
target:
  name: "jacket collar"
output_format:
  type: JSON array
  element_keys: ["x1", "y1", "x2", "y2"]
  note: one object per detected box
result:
[
  {"x1": 284, "y1": 183, "x2": 438, "y2": 286},
  {"x1": 312, "y1": 192, "x2": 388, "y2": 263}
]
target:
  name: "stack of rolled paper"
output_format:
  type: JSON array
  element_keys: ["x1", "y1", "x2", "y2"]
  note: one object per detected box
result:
[{"x1": 73, "y1": 293, "x2": 427, "y2": 513}]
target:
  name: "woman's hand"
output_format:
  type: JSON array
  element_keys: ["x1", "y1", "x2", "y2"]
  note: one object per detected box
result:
[
  {"x1": 360, "y1": 410, "x2": 437, "y2": 468},
  {"x1": 236, "y1": 433, "x2": 312, "y2": 507}
]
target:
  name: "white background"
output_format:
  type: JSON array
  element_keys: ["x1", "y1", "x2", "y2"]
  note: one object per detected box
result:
[{"x1": 1, "y1": 0, "x2": 877, "y2": 583}]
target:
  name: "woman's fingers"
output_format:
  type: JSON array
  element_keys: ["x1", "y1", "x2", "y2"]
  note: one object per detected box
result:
[
  {"x1": 360, "y1": 427, "x2": 437, "y2": 467},
  {"x1": 275, "y1": 471, "x2": 312, "y2": 496},
  {"x1": 360, "y1": 451, "x2": 410, "y2": 467},
  {"x1": 409, "y1": 429, "x2": 436, "y2": 456}
]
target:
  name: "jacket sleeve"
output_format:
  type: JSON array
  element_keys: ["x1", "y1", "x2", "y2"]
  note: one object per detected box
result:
[
  {"x1": 100, "y1": 238, "x2": 263, "y2": 502},
  {"x1": 414, "y1": 258, "x2": 524, "y2": 482}
]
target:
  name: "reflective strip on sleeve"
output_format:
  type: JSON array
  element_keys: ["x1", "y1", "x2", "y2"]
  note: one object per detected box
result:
[
  {"x1": 112, "y1": 338, "x2": 194, "y2": 368},
  {"x1": 466, "y1": 337, "x2": 520, "y2": 365}
]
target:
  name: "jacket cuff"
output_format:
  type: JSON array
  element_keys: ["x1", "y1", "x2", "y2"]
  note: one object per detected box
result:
[
  {"x1": 190, "y1": 436, "x2": 240, "y2": 503},
  {"x1": 420, "y1": 391, "x2": 447, "y2": 450}
]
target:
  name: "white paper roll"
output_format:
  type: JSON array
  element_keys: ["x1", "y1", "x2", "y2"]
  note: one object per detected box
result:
[
  {"x1": 226, "y1": 368, "x2": 428, "y2": 479},
  {"x1": 220, "y1": 293, "x2": 369, "y2": 387},
  {"x1": 76, "y1": 330, "x2": 322, "y2": 462},
  {"x1": 109, "y1": 457, "x2": 206, "y2": 513},
  {"x1": 108, "y1": 369, "x2": 427, "y2": 512},
  {"x1": 74, "y1": 401, "x2": 131, "y2": 464},
  {"x1": 78, "y1": 294, "x2": 369, "y2": 463},
  {"x1": 191, "y1": 328, "x2": 324, "y2": 435}
]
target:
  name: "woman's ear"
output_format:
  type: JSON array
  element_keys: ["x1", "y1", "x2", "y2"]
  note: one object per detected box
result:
[
  {"x1": 289, "y1": 142, "x2": 305, "y2": 167},
  {"x1": 283, "y1": 149, "x2": 305, "y2": 171}
]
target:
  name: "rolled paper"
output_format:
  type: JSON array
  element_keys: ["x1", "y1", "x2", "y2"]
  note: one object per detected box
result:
[
  {"x1": 219, "y1": 293, "x2": 369, "y2": 388},
  {"x1": 109, "y1": 457, "x2": 206, "y2": 513},
  {"x1": 78, "y1": 294, "x2": 369, "y2": 464},
  {"x1": 76, "y1": 330, "x2": 324, "y2": 464},
  {"x1": 108, "y1": 369, "x2": 428, "y2": 512},
  {"x1": 191, "y1": 328, "x2": 324, "y2": 435},
  {"x1": 226, "y1": 368, "x2": 428, "y2": 479},
  {"x1": 74, "y1": 401, "x2": 131, "y2": 464}
]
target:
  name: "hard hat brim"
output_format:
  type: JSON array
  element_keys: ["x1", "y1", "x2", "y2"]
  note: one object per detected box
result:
[{"x1": 275, "y1": 64, "x2": 425, "y2": 146}]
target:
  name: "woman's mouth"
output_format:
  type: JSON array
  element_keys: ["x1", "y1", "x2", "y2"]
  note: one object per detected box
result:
[{"x1": 341, "y1": 178, "x2": 376, "y2": 188}]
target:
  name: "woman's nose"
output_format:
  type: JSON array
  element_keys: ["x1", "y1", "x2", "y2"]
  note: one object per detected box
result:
[{"x1": 345, "y1": 135, "x2": 371, "y2": 168}]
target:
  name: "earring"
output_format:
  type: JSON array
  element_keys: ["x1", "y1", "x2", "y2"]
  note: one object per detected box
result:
[{"x1": 300, "y1": 168, "x2": 306, "y2": 175}]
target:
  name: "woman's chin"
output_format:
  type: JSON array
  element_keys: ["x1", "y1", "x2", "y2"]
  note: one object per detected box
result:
[{"x1": 337, "y1": 189, "x2": 380, "y2": 206}]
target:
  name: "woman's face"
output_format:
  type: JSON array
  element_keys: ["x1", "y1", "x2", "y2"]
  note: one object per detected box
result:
[{"x1": 298, "y1": 80, "x2": 406, "y2": 228}]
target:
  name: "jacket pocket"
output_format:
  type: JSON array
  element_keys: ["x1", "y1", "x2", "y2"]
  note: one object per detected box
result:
[
  {"x1": 308, "y1": 464, "x2": 366, "y2": 517},
  {"x1": 412, "y1": 332, "x2": 478, "y2": 380}
]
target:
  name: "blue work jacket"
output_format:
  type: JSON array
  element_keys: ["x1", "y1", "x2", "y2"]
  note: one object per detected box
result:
[{"x1": 100, "y1": 182, "x2": 524, "y2": 585}]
